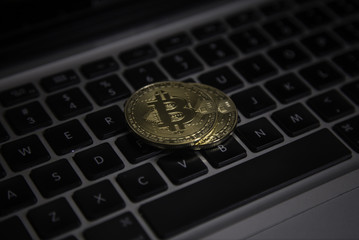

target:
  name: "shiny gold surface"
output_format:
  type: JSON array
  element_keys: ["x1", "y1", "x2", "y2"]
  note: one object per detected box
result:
[
  {"x1": 124, "y1": 81, "x2": 218, "y2": 148},
  {"x1": 190, "y1": 83, "x2": 238, "y2": 149}
]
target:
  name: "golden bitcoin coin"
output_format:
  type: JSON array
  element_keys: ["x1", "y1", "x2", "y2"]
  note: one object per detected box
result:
[
  {"x1": 190, "y1": 83, "x2": 238, "y2": 149},
  {"x1": 124, "y1": 81, "x2": 218, "y2": 149}
]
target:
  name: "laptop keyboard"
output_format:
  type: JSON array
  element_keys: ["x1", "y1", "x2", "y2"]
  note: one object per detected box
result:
[{"x1": 1, "y1": 0, "x2": 359, "y2": 239}]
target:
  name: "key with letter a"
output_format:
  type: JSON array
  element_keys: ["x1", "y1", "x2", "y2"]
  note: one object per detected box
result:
[{"x1": 0, "y1": 176, "x2": 36, "y2": 216}]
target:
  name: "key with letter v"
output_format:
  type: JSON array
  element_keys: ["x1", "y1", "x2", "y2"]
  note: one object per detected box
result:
[{"x1": 158, "y1": 152, "x2": 208, "y2": 185}]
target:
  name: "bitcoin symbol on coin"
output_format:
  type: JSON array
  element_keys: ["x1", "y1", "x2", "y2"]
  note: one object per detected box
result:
[{"x1": 147, "y1": 90, "x2": 195, "y2": 131}]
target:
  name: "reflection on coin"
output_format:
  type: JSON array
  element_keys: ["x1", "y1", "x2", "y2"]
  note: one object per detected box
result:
[
  {"x1": 190, "y1": 83, "x2": 238, "y2": 149},
  {"x1": 124, "y1": 81, "x2": 218, "y2": 149}
]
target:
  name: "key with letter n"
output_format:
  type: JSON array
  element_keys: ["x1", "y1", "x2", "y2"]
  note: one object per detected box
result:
[{"x1": 236, "y1": 117, "x2": 283, "y2": 152}]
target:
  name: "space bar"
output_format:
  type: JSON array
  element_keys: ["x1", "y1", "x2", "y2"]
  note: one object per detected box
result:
[{"x1": 140, "y1": 129, "x2": 352, "y2": 238}]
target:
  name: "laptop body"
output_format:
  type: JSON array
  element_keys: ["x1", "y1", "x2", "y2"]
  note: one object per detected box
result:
[{"x1": 1, "y1": 0, "x2": 359, "y2": 239}]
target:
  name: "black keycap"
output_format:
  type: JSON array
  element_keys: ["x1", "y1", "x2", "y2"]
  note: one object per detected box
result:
[
  {"x1": 260, "y1": 0, "x2": 292, "y2": 16},
  {"x1": 86, "y1": 75, "x2": 130, "y2": 105},
  {"x1": 226, "y1": 9, "x2": 261, "y2": 28},
  {"x1": 265, "y1": 73, "x2": 311, "y2": 104},
  {"x1": 295, "y1": 6, "x2": 333, "y2": 29},
  {"x1": 307, "y1": 90, "x2": 355, "y2": 122},
  {"x1": 1, "y1": 217, "x2": 32, "y2": 240},
  {"x1": 140, "y1": 129, "x2": 351, "y2": 239},
  {"x1": 233, "y1": 54, "x2": 277, "y2": 83},
  {"x1": 198, "y1": 66, "x2": 243, "y2": 93},
  {"x1": 236, "y1": 117, "x2": 284, "y2": 152},
  {"x1": 195, "y1": 38, "x2": 237, "y2": 66},
  {"x1": 334, "y1": 21, "x2": 359, "y2": 45},
  {"x1": 156, "y1": 32, "x2": 192, "y2": 53},
  {"x1": 27, "y1": 198, "x2": 80, "y2": 239},
  {"x1": 333, "y1": 49, "x2": 359, "y2": 77},
  {"x1": 115, "y1": 134, "x2": 161, "y2": 164},
  {"x1": 74, "y1": 143, "x2": 124, "y2": 180},
  {"x1": 41, "y1": 70, "x2": 80, "y2": 92},
  {"x1": 44, "y1": 119, "x2": 93, "y2": 155},
  {"x1": 201, "y1": 137, "x2": 246, "y2": 168},
  {"x1": 231, "y1": 86, "x2": 276, "y2": 118},
  {"x1": 267, "y1": 42, "x2": 311, "y2": 70},
  {"x1": 191, "y1": 21, "x2": 227, "y2": 40},
  {"x1": 124, "y1": 62, "x2": 167, "y2": 90},
  {"x1": 0, "y1": 176, "x2": 37, "y2": 216},
  {"x1": 0, "y1": 164, "x2": 5, "y2": 179},
  {"x1": 83, "y1": 212, "x2": 150, "y2": 240},
  {"x1": 263, "y1": 16, "x2": 302, "y2": 41},
  {"x1": 85, "y1": 105, "x2": 127, "y2": 140},
  {"x1": 160, "y1": 50, "x2": 203, "y2": 79},
  {"x1": 0, "y1": 83, "x2": 39, "y2": 107},
  {"x1": 272, "y1": 103, "x2": 320, "y2": 137},
  {"x1": 73, "y1": 180, "x2": 125, "y2": 221},
  {"x1": 0, "y1": 121, "x2": 10, "y2": 143},
  {"x1": 30, "y1": 159, "x2": 81, "y2": 198},
  {"x1": 327, "y1": 0, "x2": 359, "y2": 17},
  {"x1": 1, "y1": 135, "x2": 50, "y2": 171},
  {"x1": 46, "y1": 88, "x2": 93, "y2": 120},
  {"x1": 229, "y1": 27, "x2": 270, "y2": 54},
  {"x1": 119, "y1": 44, "x2": 156, "y2": 66},
  {"x1": 116, "y1": 163, "x2": 167, "y2": 202},
  {"x1": 301, "y1": 31, "x2": 342, "y2": 57},
  {"x1": 158, "y1": 151, "x2": 208, "y2": 185},
  {"x1": 334, "y1": 115, "x2": 359, "y2": 152},
  {"x1": 5, "y1": 101, "x2": 52, "y2": 135},
  {"x1": 299, "y1": 61, "x2": 344, "y2": 90},
  {"x1": 342, "y1": 80, "x2": 359, "y2": 106},
  {"x1": 80, "y1": 57, "x2": 119, "y2": 79},
  {"x1": 61, "y1": 236, "x2": 78, "y2": 240}
]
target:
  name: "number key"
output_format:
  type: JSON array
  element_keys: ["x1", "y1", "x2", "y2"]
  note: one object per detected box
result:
[
  {"x1": 5, "y1": 101, "x2": 52, "y2": 135},
  {"x1": 124, "y1": 62, "x2": 167, "y2": 90},
  {"x1": 46, "y1": 88, "x2": 93, "y2": 120},
  {"x1": 196, "y1": 38, "x2": 237, "y2": 66},
  {"x1": 86, "y1": 75, "x2": 130, "y2": 106},
  {"x1": 160, "y1": 50, "x2": 203, "y2": 79}
]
